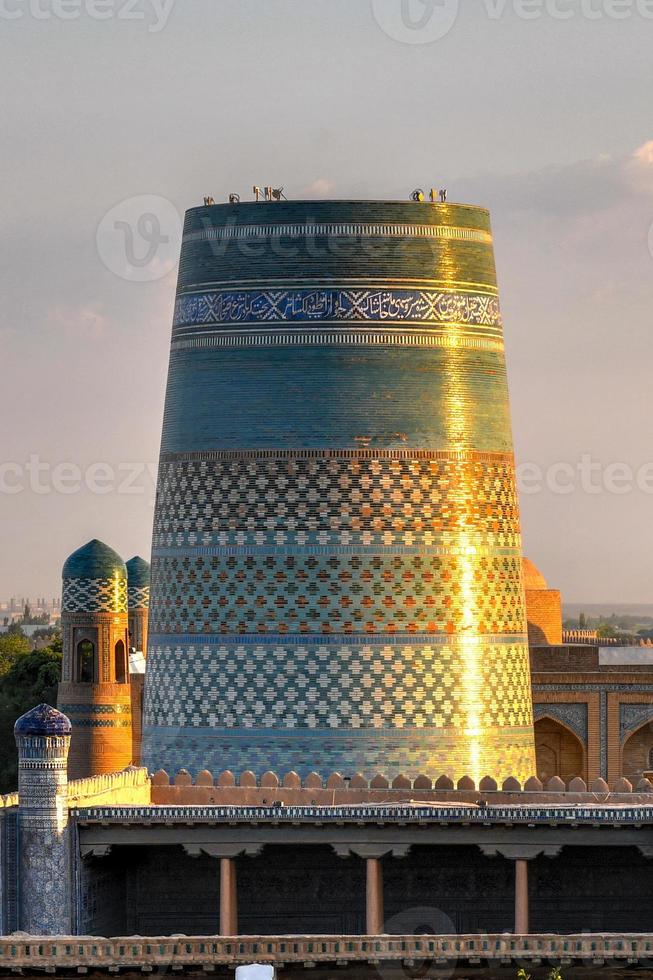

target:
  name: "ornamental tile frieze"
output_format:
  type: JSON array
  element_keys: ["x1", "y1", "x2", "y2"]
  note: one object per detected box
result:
[
  {"x1": 183, "y1": 221, "x2": 493, "y2": 246},
  {"x1": 173, "y1": 288, "x2": 502, "y2": 331},
  {"x1": 62, "y1": 577, "x2": 127, "y2": 614}
]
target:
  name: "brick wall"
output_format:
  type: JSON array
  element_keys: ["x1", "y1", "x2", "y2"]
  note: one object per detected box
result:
[{"x1": 525, "y1": 589, "x2": 562, "y2": 645}]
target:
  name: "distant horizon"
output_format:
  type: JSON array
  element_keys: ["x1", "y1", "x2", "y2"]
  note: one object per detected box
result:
[{"x1": 564, "y1": 602, "x2": 653, "y2": 617}]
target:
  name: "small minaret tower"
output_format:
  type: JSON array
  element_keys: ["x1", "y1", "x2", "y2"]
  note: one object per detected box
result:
[
  {"x1": 126, "y1": 556, "x2": 150, "y2": 765},
  {"x1": 57, "y1": 540, "x2": 134, "y2": 778},
  {"x1": 14, "y1": 704, "x2": 73, "y2": 935},
  {"x1": 126, "y1": 555, "x2": 150, "y2": 662}
]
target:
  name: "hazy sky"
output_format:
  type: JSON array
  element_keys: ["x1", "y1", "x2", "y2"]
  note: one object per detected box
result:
[{"x1": 1, "y1": 0, "x2": 652, "y2": 602}]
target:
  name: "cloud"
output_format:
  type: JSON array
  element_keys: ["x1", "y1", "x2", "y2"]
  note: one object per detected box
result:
[
  {"x1": 461, "y1": 143, "x2": 653, "y2": 600},
  {"x1": 300, "y1": 178, "x2": 336, "y2": 198},
  {"x1": 633, "y1": 141, "x2": 653, "y2": 166},
  {"x1": 47, "y1": 303, "x2": 109, "y2": 340},
  {"x1": 625, "y1": 140, "x2": 653, "y2": 195},
  {"x1": 461, "y1": 141, "x2": 653, "y2": 219}
]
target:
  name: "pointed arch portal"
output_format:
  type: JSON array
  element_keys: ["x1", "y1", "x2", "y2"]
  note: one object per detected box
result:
[{"x1": 534, "y1": 716, "x2": 586, "y2": 784}]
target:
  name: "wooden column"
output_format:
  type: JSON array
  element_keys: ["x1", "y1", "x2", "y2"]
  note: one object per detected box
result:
[
  {"x1": 366, "y1": 857, "x2": 384, "y2": 935},
  {"x1": 514, "y1": 859, "x2": 529, "y2": 935},
  {"x1": 220, "y1": 857, "x2": 238, "y2": 935}
]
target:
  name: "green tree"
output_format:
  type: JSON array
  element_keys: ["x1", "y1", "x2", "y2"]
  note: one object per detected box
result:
[
  {"x1": 0, "y1": 646, "x2": 62, "y2": 792},
  {"x1": 6, "y1": 621, "x2": 26, "y2": 636},
  {"x1": 0, "y1": 631, "x2": 31, "y2": 673},
  {"x1": 597, "y1": 623, "x2": 618, "y2": 639},
  {"x1": 579, "y1": 612, "x2": 587, "y2": 629},
  {"x1": 43, "y1": 630, "x2": 61, "y2": 653}
]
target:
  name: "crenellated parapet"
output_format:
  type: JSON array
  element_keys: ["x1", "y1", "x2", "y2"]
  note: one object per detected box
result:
[{"x1": 147, "y1": 767, "x2": 653, "y2": 806}]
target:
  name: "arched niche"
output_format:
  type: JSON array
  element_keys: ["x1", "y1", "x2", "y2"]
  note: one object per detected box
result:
[
  {"x1": 622, "y1": 719, "x2": 653, "y2": 783},
  {"x1": 114, "y1": 639, "x2": 127, "y2": 684},
  {"x1": 76, "y1": 638, "x2": 96, "y2": 683},
  {"x1": 535, "y1": 715, "x2": 586, "y2": 784}
]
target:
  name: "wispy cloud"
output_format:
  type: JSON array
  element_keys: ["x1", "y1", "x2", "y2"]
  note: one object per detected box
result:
[
  {"x1": 301, "y1": 178, "x2": 336, "y2": 198},
  {"x1": 47, "y1": 303, "x2": 109, "y2": 340}
]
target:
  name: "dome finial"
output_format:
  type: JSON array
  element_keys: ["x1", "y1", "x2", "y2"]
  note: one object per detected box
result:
[{"x1": 14, "y1": 704, "x2": 72, "y2": 738}]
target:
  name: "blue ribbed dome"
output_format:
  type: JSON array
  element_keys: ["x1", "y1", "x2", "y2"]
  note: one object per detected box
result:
[
  {"x1": 62, "y1": 539, "x2": 126, "y2": 580},
  {"x1": 14, "y1": 704, "x2": 72, "y2": 737},
  {"x1": 126, "y1": 556, "x2": 150, "y2": 588}
]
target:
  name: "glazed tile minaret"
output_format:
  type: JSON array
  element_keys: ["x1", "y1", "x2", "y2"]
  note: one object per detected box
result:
[
  {"x1": 126, "y1": 555, "x2": 150, "y2": 659},
  {"x1": 57, "y1": 539, "x2": 133, "y2": 777},
  {"x1": 142, "y1": 200, "x2": 536, "y2": 782}
]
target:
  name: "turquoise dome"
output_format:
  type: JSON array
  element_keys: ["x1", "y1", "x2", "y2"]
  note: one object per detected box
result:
[
  {"x1": 126, "y1": 556, "x2": 150, "y2": 588},
  {"x1": 62, "y1": 539, "x2": 126, "y2": 580}
]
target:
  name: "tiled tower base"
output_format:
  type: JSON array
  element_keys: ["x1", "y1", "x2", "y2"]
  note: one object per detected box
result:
[{"x1": 143, "y1": 200, "x2": 536, "y2": 782}]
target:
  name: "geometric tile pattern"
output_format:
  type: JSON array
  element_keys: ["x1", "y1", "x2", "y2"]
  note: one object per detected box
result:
[
  {"x1": 57, "y1": 718, "x2": 132, "y2": 729},
  {"x1": 15, "y1": 732, "x2": 72, "y2": 934},
  {"x1": 153, "y1": 450, "x2": 521, "y2": 552},
  {"x1": 148, "y1": 552, "x2": 526, "y2": 636},
  {"x1": 57, "y1": 703, "x2": 132, "y2": 715},
  {"x1": 56, "y1": 698, "x2": 133, "y2": 729},
  {"x1": 142, "y1": 724, "x2": 536, "y2": 781},
  {"x1": 144, "y1": 639, "x2": 533, "y2": 731},
  {"x1": 62, "y1": 577, "x2": 127, "y2": 614},
  {"x1": 620, "y1": 703, "x2": 653, "y2": 740},
  {"x1": 128, "y1": 584, "x2": 150, "y2": 609}
]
